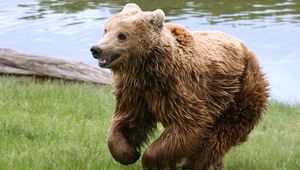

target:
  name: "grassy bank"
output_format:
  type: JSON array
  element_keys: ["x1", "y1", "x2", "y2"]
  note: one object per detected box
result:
[{"x1": 0, "y1": 76, "x2": 299, "y2": 170}]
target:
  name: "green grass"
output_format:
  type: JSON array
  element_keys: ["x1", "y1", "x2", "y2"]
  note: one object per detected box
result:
[
  {"x1": 0, "y1": 76, "x2": 299, "y2": 170},
  {"x1": 225, "y1": 100, "x2": 300, "y2": 170}
]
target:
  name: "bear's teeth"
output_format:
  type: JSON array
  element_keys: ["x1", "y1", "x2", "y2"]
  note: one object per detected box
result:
[{"x1": 99, "y1": 59, "x2": 107, "y2": 64}]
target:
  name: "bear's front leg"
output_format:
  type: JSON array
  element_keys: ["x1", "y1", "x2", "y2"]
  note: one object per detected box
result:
[
  {"x1": 108, "y1": 111, "x2": 157, "y2": 165},
  {"x1": 142, "y1": 127, "x2": 202, "y2": 170},
  {"x1": 108, "y1": 117, "x2": 140, "y2": 164}
]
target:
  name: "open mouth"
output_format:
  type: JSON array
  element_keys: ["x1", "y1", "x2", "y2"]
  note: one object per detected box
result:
[{"x1": 98, "y1": 54, "x2": 121, "y2": 68}]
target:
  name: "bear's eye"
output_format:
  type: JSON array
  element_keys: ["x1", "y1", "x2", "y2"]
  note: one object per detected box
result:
[
  {"x1": 104, "y1": 29, "x2": 107, "y2": 34},
  {"x1": 117, "y1": 33, "x2": 127, "y2": 41}
]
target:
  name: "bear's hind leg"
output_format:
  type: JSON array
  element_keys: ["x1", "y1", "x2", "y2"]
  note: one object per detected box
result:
[
  {"x1": 212, "y1": 159, "x2": 224, "y2": 170},
  {"x1": 188, "y1": 112, "x2": 259, "y2": 170}
]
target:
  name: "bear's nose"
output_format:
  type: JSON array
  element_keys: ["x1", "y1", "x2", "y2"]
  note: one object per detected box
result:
[{"x1": 90, "y1": 46, "x2": 103, "y2": 58}]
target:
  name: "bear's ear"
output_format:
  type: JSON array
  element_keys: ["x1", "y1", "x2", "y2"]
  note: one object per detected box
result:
[
  {"x1": 142, "y1": 9, "x2": 165, "y2": 30},
  {"x1": 121, "y1": 3, "x2": 141, "y2": 15}
]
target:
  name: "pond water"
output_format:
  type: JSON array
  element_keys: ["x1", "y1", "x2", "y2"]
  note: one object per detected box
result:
[{"x1": 0, "y1": 0, "x2": 300, "y2": 103}]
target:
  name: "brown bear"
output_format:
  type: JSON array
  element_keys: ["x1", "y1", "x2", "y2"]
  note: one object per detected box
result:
[{"x1": 90, "y1": 3, "x2": 269, "y2": 170}]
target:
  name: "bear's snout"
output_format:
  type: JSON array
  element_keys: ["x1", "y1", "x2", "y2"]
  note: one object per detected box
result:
[
  {"x1": 90, "y1": 45, "x2": 121, "y2": 68},
  {"x1": 90, "y1": 46, "x2": 103, "y2": 59}
]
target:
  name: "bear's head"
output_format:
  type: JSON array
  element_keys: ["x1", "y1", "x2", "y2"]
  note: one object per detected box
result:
[{"x1": 90, "y1": 3, "x2": 165, "y2": 69}]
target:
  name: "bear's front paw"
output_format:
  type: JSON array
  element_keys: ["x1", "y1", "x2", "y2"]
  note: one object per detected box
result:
[
  {"x1": 142, "y1": 147, "x2": 166, "y2": 170},
  {"x1": 108, "y1": 132, "x2": 140, "y2": 164}
]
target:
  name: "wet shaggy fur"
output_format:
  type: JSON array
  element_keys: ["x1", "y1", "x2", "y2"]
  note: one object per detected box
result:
[{"x1": 91, "y1": 4, "x2": 269, "y2": 170}]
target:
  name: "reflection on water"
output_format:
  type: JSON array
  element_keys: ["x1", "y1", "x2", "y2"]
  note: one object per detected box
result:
[
  {"x1": 10, "y1": 0, "x2": 300, "y2": 25},
  {"x1": 0, "y1": 0, "x2": 299, "y2": 103}
]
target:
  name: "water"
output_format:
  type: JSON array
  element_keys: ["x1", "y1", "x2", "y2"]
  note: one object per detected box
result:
[{"x1": 0, "y1": 0, "x2": 300, "y2": 103}]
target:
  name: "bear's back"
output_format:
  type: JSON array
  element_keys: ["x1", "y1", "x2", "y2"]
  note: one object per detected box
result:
[
  {"x1": 164, "y1": 24, "x2": 250, "y2": 113},
  {"x1": 164, "y1": 23, "x2": 246, "y2": 73},
  {"x1": 192, "y1": 30, "x2": 245, "y2": 65}
]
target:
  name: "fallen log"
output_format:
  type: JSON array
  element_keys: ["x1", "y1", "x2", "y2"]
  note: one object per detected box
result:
[{"x1": 0, "y1": 47, "x2": 112, "y2": 85}]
